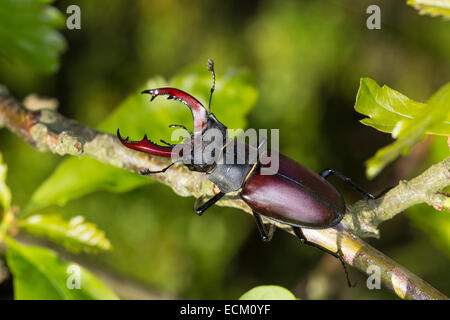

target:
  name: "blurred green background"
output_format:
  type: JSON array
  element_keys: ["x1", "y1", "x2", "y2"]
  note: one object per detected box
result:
[{"x1": 0, "y1": 0, "x2": 449, "y2": 299}]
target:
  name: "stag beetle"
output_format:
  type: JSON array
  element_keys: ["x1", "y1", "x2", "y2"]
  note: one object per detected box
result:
[{"x1": 117, "y1": 60, "x2": 376, "y2": 286}]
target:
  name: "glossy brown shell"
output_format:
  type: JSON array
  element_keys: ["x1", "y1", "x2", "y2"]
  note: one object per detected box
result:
[{"x1": 241, "y1": 153, "x2": 345, "y2": 229}]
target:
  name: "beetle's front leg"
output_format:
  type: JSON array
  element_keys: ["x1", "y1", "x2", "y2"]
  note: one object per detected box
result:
[
  {"x1": 194, "y1": 191, "x2": 225, "y2": 216},
  {"x1": 159, "y1": 139, "x2": 176, "y2": 147},
  {"x1": 140, "y1": 161, "x2": 178, "y2": 175}
]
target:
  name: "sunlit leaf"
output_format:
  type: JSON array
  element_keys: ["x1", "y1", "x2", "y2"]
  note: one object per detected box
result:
[
  {"x1": 6, "y1": 237, "x2": 118, "y2": 299},
  {"x1": 407, "y1": 0, "x2": 450, "y2": 19},
  {"x1": 0, "y1": 0, "x2": 66, "y2": 74},
  {"x1": 355, "y1": 78, "x2": 450, "y2": 136},
  {"x1": 355, "y1": 78, "x2": 450, "y2": 178},
  {"x1": 18, "y1": 214, "x2": 112, "y2": 253},
  {"x1": 27, "y1": 67, "x2": 258, "y2": 212},
  {"x1": 239, "y1": 285, "x2": 297, "y2": 300},
  {"x1": 0, "y1": 152, "x2": 11, "y2": 211}
]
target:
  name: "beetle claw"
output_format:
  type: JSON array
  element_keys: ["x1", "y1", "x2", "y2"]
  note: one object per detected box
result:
[
  {"x1": 117, "y1": 129, "x2": 129, "y2": 142},
  {"x1": 116, "y1": 128, "x2": 175, "y2": 157},
  {"x1": 140, "y1": 88, "x2": 208, "y2": 135},
  {"x1": 142, "y1": 90, "x2": 157, "y2": 102}
]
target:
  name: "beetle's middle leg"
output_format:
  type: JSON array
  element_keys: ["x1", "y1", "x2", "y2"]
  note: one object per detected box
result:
[
  {"x1": 292, "y1": 227, "x2": 353, "y2": 287},
  {"x1": 252, "y1": 211, "x2": 276, "y2": 242},
  {"x1": 319, "y1": 168, "x2": 375, "y2": 200}
]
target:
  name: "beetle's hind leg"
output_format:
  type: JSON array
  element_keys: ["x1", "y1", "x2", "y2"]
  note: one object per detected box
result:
[
  {"x1": 319, "y1": 168, "x2": 375, "y2": 200},
  {"x1": 253, "y1": 211, "x2": 276, "y2": 242},
  {"x1": 292, "y1": 227, "x2": 353, "y2": 287}
]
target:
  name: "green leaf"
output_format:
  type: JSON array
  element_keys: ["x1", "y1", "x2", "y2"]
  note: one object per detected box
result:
[
  {"x1": 0, "y1": 0, "x2": 66, "y2": 74},
  {"x1": 239, "y1": 285, "x2": 297, "y2": 300},
  {"x1": 355, "y1": 78, "x2": 450, "y2": 136},
  {"x1": 18, "y1": 214, "x2": 112, "y2": 253},
  {"x1": 407, "y1": 0, "x2": 450, "y2": 19},
  {"x1": 26, "y1": 157, "x2": 149, "y2": 213},
  {"x1": 355, "y1": 78, "x2": 450, "y2": 178},
  {"x1": 27, "y1": 67, "x2": 258, "y2": 212},
  {"x1": 0, "y1": 152, "x2": 11, "y2": 212},
  {"x1": 6, "y1": 237, "x2": 118, "y2": 299}
]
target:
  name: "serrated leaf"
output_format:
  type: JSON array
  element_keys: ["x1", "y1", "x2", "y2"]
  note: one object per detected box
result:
[
  {"x1": 27, "y1": 67, "x2": 258, "y2": 212},
  {"x1": 407, "y1": 0, "x2": 450, "y2": 19},
  {"x1": 6, "y1": 237, "x2": 118, "y2": 299},
  {"x1": 355, "y1": 78, "x2": 450, "y2": 178},
  {"x1": 18, "y1": 214, "x2": 112, "y2": 253},
  {"x1": 356, "y1": 78, "x2": 450, "y2": 136},
  {"x1": 0, "y1": 152, "x2": 11, "y2": 212},
  {"x1": 0, "y1": 0, "x2": 66, "y2": 74},
  {"x1": 239, "y1": 285, "x2": 297, "y2": 300}
]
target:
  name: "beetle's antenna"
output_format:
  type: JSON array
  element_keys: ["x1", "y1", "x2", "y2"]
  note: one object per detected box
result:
[{"x1": 207, "y1": 59, "x2": 215, "y2": 114}]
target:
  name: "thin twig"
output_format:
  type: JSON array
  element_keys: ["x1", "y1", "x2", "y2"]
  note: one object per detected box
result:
[{"x1": 0, "y1": 89, "x2": 448, "y2": 300}]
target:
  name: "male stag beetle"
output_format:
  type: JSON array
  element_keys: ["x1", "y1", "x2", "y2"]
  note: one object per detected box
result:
[{"x1": 117, "y1": 59, "x2": 376, "y2": 286}]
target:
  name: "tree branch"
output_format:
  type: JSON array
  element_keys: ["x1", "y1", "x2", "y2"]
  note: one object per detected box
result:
[
  {"x1": 344, "y1": 158, "x2": 450, "y2": 238},
  {"x1": 0, "y1": 88, "x2": 448, "y2": 300}
]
